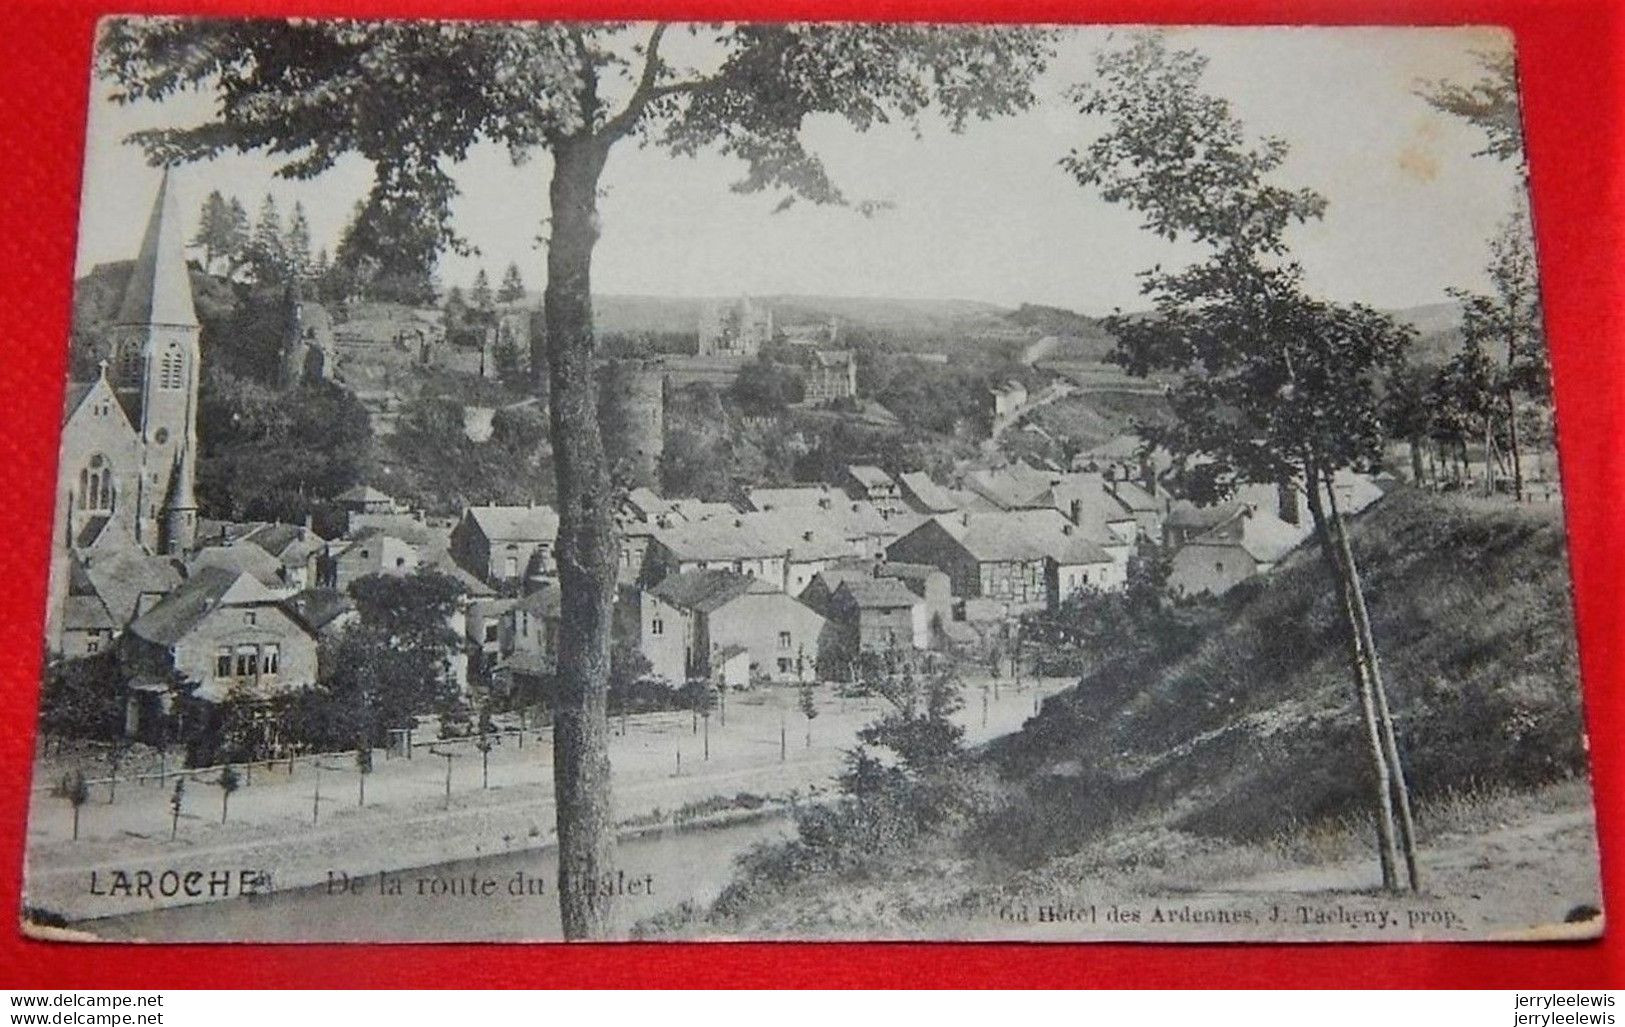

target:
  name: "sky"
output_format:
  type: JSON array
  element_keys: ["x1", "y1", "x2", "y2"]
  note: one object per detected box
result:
[{"x1": 74, "y1": 24, "x2": 1528, "y2": 316}]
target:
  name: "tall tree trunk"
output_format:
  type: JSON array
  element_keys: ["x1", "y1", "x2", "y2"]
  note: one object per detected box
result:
[
  {"x1": 1505, "y1": 386, "x2": 1523, "y2": 501},
  {"x1": 1323, "y1": 472, "x2": 1420, "y2": 891},
  {"x1": 545, "y1": 136, "x2": 618, "y2": 941},
  {"x1": 1408, "y1": 434, "x2": 1425, "y2": 486},
  {"x1": 1304, "y1": 466, "x2": 1401, "y2": 890},
  {"x1": 1505, "y1": 309, "x2": 1524, "y2": 501}
]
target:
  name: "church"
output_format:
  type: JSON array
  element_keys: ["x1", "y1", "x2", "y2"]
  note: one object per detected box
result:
[{"x1": 46, "y1": 168, "x2": 201, "y2": 651}]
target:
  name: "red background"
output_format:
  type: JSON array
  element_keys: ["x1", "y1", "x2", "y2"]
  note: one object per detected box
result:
[{"x1": 0, "y1": 0, "x2": 1620, "y2": 989}]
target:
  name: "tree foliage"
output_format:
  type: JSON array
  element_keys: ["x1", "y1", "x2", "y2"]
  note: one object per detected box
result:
[
  {"x1": 1418, "y1": 48, "x2": 1525, "y2": 164},
  {"x1": 1065, "y1": 33, "x2": 1413, "y2": 496},
  {"x1": 38, "y1": 652, "x2": 127, "y2": 744},
  {"x1": 1067, "y1": 31, "x2": 1421, "y2": 891},
  {"x1": 498, "y1": 262, "x2": 526, "y2": 303},
  {"x1": 196, "y1": 367, "x2": 373, "y2": 523}
]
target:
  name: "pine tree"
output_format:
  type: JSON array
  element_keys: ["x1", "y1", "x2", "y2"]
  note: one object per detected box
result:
[
  {"x1": 498, "y1": 261, "x2": 525, "y2": 303},
  {"x1": 224, "y1": 197, "x2": 251, "y2": 277},
  {"x1": 471, "y1": 268, "x2": 493, "y2": 310},
  {"x1": 191, "y1": 190, "x2": 234, "y2": 274},
  {"x1": 285, "y1": 201, "x2": 313, "y2": 281},
  {"x1": 250, "y1": 194, "x2": 286, "y2": 284}
]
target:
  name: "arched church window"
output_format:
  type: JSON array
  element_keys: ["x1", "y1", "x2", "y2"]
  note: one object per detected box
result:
[
  {"x1": 117, "y1": 346, "x2": 142, "y2": 387},
  {"x1": 78, "y1": 455, "x2": 112, "y2": 512},
  {"x1": 159, "y1": 347, "x2": 184, "y2": 390}
]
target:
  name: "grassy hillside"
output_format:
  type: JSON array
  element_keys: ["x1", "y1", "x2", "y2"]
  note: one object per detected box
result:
[
  {"x1": 654, "y1": 488, "x2": 1592, "y2": 936},
  {"x1": 984, "y1": 488, "x2": 1585, "y2": 859}
]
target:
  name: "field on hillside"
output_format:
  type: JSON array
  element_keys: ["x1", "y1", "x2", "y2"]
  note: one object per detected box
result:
[{"x1": 643, "y1": 488, "x2": 1600, "y2": 940}]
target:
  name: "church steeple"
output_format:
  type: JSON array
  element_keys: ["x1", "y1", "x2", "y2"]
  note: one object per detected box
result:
[
  {"x1": 109, "y1": 167, "x2": 202, "y2": 552},
  {"x1": 117, "y1": 165, "x2": 198, "y2": 330}
]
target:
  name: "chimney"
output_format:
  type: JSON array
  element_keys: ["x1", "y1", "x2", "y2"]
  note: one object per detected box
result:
[
  {"x1": 1277, "y1": 478, "x2": 1300, "y2": 526},
  {"x1": 303, "y1": 513, "x2": 314, "y2": 532}
]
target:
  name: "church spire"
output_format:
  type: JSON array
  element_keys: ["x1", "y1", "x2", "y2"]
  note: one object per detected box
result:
[
  {"x1": 160, "y1": 436, "x2": 198, "y2": 555},
  {"x1": 116, "y1": 165, "x2": 198, "y2": 329}
]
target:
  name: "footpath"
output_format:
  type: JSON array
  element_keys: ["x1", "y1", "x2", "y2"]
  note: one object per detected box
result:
[{"x1": 25, "y1": 675, "x2": 1066, "y2": 922}]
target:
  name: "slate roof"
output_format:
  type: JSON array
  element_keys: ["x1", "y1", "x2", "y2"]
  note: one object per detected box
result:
[
  {"x1": 650, "y1": 569, "x2": 755, "y2": 613},
  {"x1": 188, "y1": 543, "x2": 284, "y2": 587},
  {"x1": 1166, "y1": 500, "x2": 1249, "y2": 533},
  {"x1": 666, "y1": 499, "x2": 741, "y2": 523},
  {"x1": 282, "y1": 588, "x2": 355, "y2": 634},
  {"x1": 745, "y1": 513, "x2": 853, "y2": 562},
  {"x1": 1107, "y1": 479, "x2": 1164, "y2": 513},
  {"x1": 834, "y1": 577, "x2": 922, "y2": 609},
  {"x1": 653, "y1": 517, "x2": 787, "y2": 562},
  {"x1": 346, "y1": 512, "x2": 445, "y2": 548},
  {"x1": 62, "y1": 381, "x2": 96, "y2": 422},
  {"x1": 877, "y1": 561, "x2": 946, "y2": 584},
  {"x1": 337, "y1": 485, "x2": 396, "y2": 505},
  {"x1": 1038, "y1": 475, "x2": 1137, "y2": 542},
  {"x1": 847, "y1": 464, "x2": 895, "y2": 490},
  {"x1": 75, "y1": 552, "x2": 183, "y2": 625},
  {"x1": 75, "y1": 515, "x2": 113, "y2": 550},
  {"x1": 625, "y1": 487, "x2": 678, "y2": 520},
  {"x1": 897, "y1": 472, "x2": 959, "y2": 513},
  {"x1": 245, "y1": 522, "x2": 323, "y2": 561},
  {"x1": 116, "y1": 167, "x2": 197, "y2": 328},
  {"x1": 811, "y1": 349, "x2": 853, "y2": 368},
  {"x1": 748, "y1": 485, "x2": 842, "y2": 511},
  {"x1": 823, "y1": 500, "x2": 918, "y2": 541},
  {"x1": 926, "y1": 509, "x2": 1113, "y2": 566},
  {"x1": 1184, "y1": 510, "x2": 1306, "y2": 565},
  {"x1": 465, "y1": 504, "x2": 559, "y2": 542},
  {"x1": 61, "y1": 593, "x2": 116, "y2": 632},
  {"x1": 964, "y1": 463, "x2": 1055, "y2": 510},
  {"x1": 128, "y1": 568, "x2": 290, "y2": 647},
  {"x1": 515, "y1": 585, "x2": 562, "y2": 619}
]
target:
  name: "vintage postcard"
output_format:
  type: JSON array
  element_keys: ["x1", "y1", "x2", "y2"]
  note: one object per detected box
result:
[{"x1": 21, "y1": 19, "x2": 1599, "y2": 942}]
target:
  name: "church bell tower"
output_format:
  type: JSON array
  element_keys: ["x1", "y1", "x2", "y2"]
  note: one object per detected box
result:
[{"x1": 110, "y1": 166, "x2": 201, "y2": 549}]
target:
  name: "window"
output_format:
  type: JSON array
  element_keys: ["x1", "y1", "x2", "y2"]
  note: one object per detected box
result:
[
  {"x1": 159, "y1": 347, "x2": 184, "y2": 390},
  {"x1": 263, "y1": 645, "x2": 280, "y2": 675},
  {"x1": 78, "y1": 455, "x2": 113, "y2": 512},
  {"x1": 118, "y1": 346, "x2": 141, "y2": 386},
  {"x1": 484, "y1": 623, "x2": 498, "y2": 643},
  {"x1": 244, "y1": 611, "x2": 257, "y2": 626},
  {"x1": 651, "y1": 617, "x2": 664, "y2": 637},
  {"x1": 396, "y1": 557, "x2": 407, "y2": 568},
  {"x1": 777, "y1": 658, "x2": 793, "y2": 673},
  {"x1": 86, "y1": 639, "x2": 100, "y2": 654},
  {"x1": 1214, "y1": 561, "x2": 1224, "y2": 574},
  {"x1": 235, "y1": 645, "x2": 258, "y2": 677},
  {"x1": 504, "y1": 557, "x2": 518, "y2": 578},
  {"x1": 777, "y1": 631, "x2": 791, "y2": 650},
  {"x1": 520, "y1": 612, "x2": 530, "y2": 637},
  {"x1": 216, "y1": 648, "x2": 232, "y2": 678}
]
